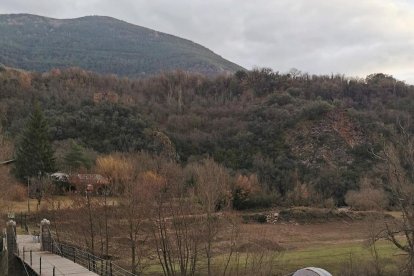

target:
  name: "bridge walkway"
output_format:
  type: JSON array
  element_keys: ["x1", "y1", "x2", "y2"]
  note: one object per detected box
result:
[{"x1": 16, "y1": 235, "x2": 97, "y2": 276}]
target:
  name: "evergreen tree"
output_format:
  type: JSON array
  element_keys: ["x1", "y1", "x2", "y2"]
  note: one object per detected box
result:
[
  {"x1": 64, "y1": 140, "x2": 92, "y2": 172},
  {"x1": 14, "y1": 104, "x2": 55, "y2": 180}
]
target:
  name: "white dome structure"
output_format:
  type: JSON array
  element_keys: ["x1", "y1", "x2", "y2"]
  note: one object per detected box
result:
[{"x1": 292, "y1": 267, "x2": 332, "y2": 276}]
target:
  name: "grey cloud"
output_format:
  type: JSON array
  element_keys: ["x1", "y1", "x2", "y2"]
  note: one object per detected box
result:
[{"x1": 1, "y1": 0, "x2": 414, "y2": 83}]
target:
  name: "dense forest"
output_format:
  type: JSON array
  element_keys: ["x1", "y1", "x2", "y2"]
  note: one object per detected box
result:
[{"x1": 1, "y1": 65, "x2": 413, "y2": 206}]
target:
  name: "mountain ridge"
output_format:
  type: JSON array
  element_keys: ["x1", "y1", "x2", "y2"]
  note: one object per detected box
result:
[{"x1": 0, "y1": 13, "x2": 244, "y2": 77}]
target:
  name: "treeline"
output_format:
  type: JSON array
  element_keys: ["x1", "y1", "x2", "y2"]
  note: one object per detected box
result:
[{"x1": 1, "y1": 66, "x2": 413, "y2": 205}]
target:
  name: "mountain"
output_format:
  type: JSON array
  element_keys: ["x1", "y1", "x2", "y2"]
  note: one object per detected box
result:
[{"x1": 0, "y1": 14, "x2": 244, "y2": 76}]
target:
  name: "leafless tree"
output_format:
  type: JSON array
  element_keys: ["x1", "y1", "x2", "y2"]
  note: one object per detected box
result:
[
  {"x1": 377, "y1": 123, "x2": 414, "y2": 275},
  {"x1": 192, "y1": 158, "x2": 231, "y2": 276},
  {"x1": 148, "y1": 159, "x2": 203, "y2": 276}
]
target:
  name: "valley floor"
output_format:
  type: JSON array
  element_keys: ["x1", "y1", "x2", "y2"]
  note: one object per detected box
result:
[{"x1": 1, "y1": 199, "x2": 404, "y2": 275}]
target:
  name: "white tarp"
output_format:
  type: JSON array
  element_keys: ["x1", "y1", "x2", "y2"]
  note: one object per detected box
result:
[{"x1": 293, "y1": 267, "x2": 332, "y2": 276}]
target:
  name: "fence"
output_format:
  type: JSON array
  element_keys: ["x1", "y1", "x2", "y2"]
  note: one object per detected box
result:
[
  {"x1": 11, "y1": 215, "x2": 138, "y2": 276},
  {"x1": 19, "y1": 247, "x2": 65, "y2": 276},
  {"x1": 44, "y1": 238, "x2": 137, "y2": 276}
]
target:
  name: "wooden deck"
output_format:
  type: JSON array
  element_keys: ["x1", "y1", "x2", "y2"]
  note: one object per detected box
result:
[{"x1": 16, "y1": 235, "x2": 98, "y2": 276}]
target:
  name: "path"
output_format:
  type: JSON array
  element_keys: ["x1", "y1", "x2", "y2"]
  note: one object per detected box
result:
[{"x1": 16, "y1": 235, "x2": 98, "y2": 276}]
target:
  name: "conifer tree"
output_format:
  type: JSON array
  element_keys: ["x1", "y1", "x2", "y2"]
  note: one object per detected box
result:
[
  {"x1": 64, "y1": 140, "x2": 91, "y2": 172},
  {"x1": 14, "y1": 104, "x2": 55, "y2": 180}
]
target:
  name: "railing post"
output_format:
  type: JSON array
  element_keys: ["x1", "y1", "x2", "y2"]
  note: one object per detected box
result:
[
  {"x1": 40, "y1": 256, "x2": 42, "y2": 275},
  {"x1": 30, "y1": 250, "x2": 32, "y2": 266},
  {"x1": 23, "y1": 247, "x2": 25, "y2": 261},
  {"x1": 53, "y1": 266, "x2": 55, "y2": 276},
  {"x1": 6, "y1": 220, "x2": 17, "y2": 258},
  {"x1": 73, "y1": 247, "x2": 76, "y2": 263},
  {"x1": 40, "y1": 218, "x2": 50, "y2": 251},
  {"x1": 88, "y1": 252, "x2": 91, "y2": 270},
  {"x1": 110, "y1": 261, "x2": 112, "y2": 276}
]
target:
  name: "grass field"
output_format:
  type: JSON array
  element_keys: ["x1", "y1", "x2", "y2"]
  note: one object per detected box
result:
[
  {"x1": 277, "y1": 240, "x2": 401, "y2": 274},
  {"x1": 141, "y1": 240, "x2": 402, "y2": 275}
]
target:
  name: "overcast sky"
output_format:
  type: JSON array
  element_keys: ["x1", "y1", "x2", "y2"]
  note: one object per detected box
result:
[{"x1": 1, "y1": 0, "x2": 414, "y2": 83}]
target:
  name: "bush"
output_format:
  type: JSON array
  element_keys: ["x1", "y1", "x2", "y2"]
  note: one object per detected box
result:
[
  {"x1": 286, "y1": 87, "x2": 303, "y2": 97},
  {"x1": 232, "y1": 174, "x2": 278, "y2": 210},
  {"x1": 234, "y1": 193, "x2": 278, "y2": 210},
  {"x1": 9, "y1": 184, "x2": 27, "y2": 201},
  {"x1": 300, "y1": 101, "x2": 333, "y2": 120},
  {"x1": 345, "y1": 178, "x2": 388, "y2": 211},
  {"x1": 242, "y1": 214, "x2": 267, "y2": 224}
]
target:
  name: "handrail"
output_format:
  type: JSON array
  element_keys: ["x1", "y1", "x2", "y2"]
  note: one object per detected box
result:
[
  {"x1": 10, "y1": 228, "x2": 30, "y2": 276},
  {"x1": 2, "y1": 229, "x2": 6, "y2": 251},
  {"x1": 47, "y1": 240, "x2": 137, "y2": 276},
  {"x1": 19, "y1": 256, "x2": 31, "y2": 276}
]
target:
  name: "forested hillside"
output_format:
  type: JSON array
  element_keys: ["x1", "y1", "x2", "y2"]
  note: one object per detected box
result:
[
  {"x1": 0, "y1": 14, "x2": 243, "y2": 76},
  {"x1": 1, "y1": 65, "x2": 413, "y2": 205}
]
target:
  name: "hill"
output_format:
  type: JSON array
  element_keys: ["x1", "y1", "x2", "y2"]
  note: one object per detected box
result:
[
  {"x1": 0, "y1": 14, "x2": 244, "y2": 76},
  {"x1": 1, "y1": 66, "x2": 413, "y2": 205}
]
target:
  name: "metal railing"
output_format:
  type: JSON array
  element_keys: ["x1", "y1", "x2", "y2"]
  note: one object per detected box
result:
[
  {"x1": 20, "y1": 247, "x2": 66, "y2": 276},
  {"x1": 17, "y1": 248, "x2": 38, "y2": 276},
  {"x1": 45, "y1": 239, "x2": 136, "y2": 276}
]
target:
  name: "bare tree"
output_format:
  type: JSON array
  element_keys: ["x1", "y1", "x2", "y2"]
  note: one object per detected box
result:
[
  {"x1": 378, "y1": 124, "x2": 414, "y2": 275},
  {"x1": 96, "y1": 153, "x2": 129, "y2": 257},
  {"x1": 121, "y1": 171, "x2": 153, "y2": 274},
  {"x1": 148, "y1": 158, "x2": 203, "y2": 276},
  {"x1": 192, "y1": 158, "x2": 231, "y2": 276}
]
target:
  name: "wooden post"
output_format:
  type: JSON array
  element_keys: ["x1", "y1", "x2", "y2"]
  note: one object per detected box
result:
[
  {"x1": 30, "y1": 250, "x2": 32, "y2": 266},
  {"x1": 40, "y1": 256, "x2": 42, "y2": 275}
]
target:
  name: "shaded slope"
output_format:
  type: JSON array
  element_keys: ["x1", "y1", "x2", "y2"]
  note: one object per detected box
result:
[{"x1": 0, "y1": 14, "x2": 244, "y2": 76}]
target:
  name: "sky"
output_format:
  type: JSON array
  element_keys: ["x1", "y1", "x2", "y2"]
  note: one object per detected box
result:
[{"x1": 1, "y1": 0, "x2": 414, "y2": 83}]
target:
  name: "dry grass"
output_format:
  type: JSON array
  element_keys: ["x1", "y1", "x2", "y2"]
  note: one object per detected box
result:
[
  {"x1": 237, "y1": 219, "x2": 384, "y2": 249},
  {"x1": 0, "y1": 195, "x2": 118, "y2": 215},
  {"x1": 4, "y1": 195, "x2": 404, "y2": 275}
]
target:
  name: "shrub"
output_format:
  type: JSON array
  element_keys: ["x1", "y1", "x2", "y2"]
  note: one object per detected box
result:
[
  {"x1": 234, "y1": 193, "x2": 278, "y2": 210},
  {"x1": 345, "y1": 178, "x2": 388, "y2": 211},
  {"x1": 9, "y1": 184, "x2": 27, "y2": 202},
  {"x1": 286, "y1": 87, "x2": 303, "y2": 97},
  {"x1": 300, "y1": 100, "x2": 333, "y2": 120},
  {"x1": 232, "y1": 174, "x2": 279, "y2": 210},
  {"x1": 241, "y1": 214, "x2": 267, "y2": 224}
]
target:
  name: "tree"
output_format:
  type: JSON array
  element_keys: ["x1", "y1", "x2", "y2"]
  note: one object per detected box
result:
[
  {"x1": 63, "y1": 140, "x2": 92, "y2": 172},
  {"x1": 149, "y1": 159, "x2": 202, "y2": 276},
  {"x1": 378, "y1": 124, "x2": 414, "y2": 275},
  {"x1": 192, "y1": 158, "x2": 231, "y2": 276},
  {"x1": 13, "y1": 104, "x2": 55, "y2": 180}
]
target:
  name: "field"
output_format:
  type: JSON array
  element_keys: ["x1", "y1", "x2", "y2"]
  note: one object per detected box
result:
[
  {"x1": 1, "y1": 197, "x2": 405, "y2": 275},
  {"x1": 222, "y1": 219, "x2": 402, "y2": 275},
  {"x1": 141, "y1": 219, "x2": 403, "y2": 275}
]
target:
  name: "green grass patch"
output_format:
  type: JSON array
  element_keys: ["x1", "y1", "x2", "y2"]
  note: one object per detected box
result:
[{"x1": 277, "y1": 240, "x2": 401, "y2": 274}]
